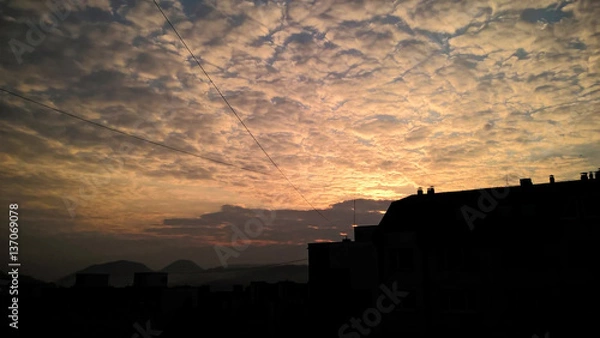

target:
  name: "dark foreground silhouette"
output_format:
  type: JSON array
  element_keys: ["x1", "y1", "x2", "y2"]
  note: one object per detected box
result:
[{"x1": 3, "y1": 171, "x2": 599, "y2": 338}]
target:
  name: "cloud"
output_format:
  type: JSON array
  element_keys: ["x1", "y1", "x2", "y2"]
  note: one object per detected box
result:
[{"x1": 1, "y1": 0, "x2": 599, "y2": 280}]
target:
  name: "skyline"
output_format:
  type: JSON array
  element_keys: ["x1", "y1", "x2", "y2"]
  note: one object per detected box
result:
[{"x1": 1, "y1": 0, "x2": 599, "y2": 281}]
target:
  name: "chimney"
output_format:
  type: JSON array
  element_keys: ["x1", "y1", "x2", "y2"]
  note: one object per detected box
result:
[
  {"x1": 549, "y1": 175, "x2": 555, "y2": 184},
  {"x1": 427, "y1": 186, "x2": 435, "y2": 195},
  {"x1": 417, "y1": 187, "x2": 423, "y2": 196},
  {"x1": 581, "y1": 172, "x2": 588, "y2": 181},
  {"x1": 520, "y1": 178, "x2": 532, "y2": 187},
  {"x1": 590, "y1": 171, "x2": 595, "y2": 180}
]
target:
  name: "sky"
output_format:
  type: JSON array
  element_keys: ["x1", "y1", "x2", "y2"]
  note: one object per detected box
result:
[{"x1": 0, "y1": 0, "x2": 599, "y2": 281}]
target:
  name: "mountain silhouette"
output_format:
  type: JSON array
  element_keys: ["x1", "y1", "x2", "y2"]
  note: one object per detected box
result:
[
  {"x1": 160, "y1": 259, "x2": 204, "y2": 274},
  {"x1": 1, "y1": 268, "x2": 54, "y2": 292},
  {"x1": 55, "y1": 260, "x2": 152, "y2": 287}
]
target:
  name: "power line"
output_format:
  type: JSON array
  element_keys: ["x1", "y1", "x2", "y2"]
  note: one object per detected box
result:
[
  {"x1": 256, "y1": 258, "x2": 308, "y2": 268},
  {"x1": 0, "y1": 87, "x2": 273, "y2": 176},
  {"x1": 152, "y1": 0, "x2": 334, "y2": 226}
]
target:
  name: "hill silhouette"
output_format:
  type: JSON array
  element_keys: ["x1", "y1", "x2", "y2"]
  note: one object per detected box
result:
[
  {"x1": 55, "y1": 260, "x2": 152, "y2": 287},
  {"x1": 1, "y1": 268, "x2": 55, "y2": 291},
  {"x1": 160, "y1": 259, "x2": 204, "y2": 274}
]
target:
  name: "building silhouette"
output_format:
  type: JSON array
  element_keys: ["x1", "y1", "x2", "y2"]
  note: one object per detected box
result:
[
  {"x1": 15, "y1": 270, "x2": 310, "y2": 338},
  {"x1": 134, "y1": 272, "x2": 168, "y2": 288},
  {"x1": 308, "y1": 170, "x2": 600, "y2": 338},
  {"x1": 74, "y1": 273, "x2": 110, "y2": 288},
  {"x1": 8, "y1": 170, "x2": 599, "y2": 338}
]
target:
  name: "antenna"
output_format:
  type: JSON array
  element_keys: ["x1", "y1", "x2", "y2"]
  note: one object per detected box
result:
[{"x1": 353, "y1": 199, "x2": 356, "y2": 226}]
